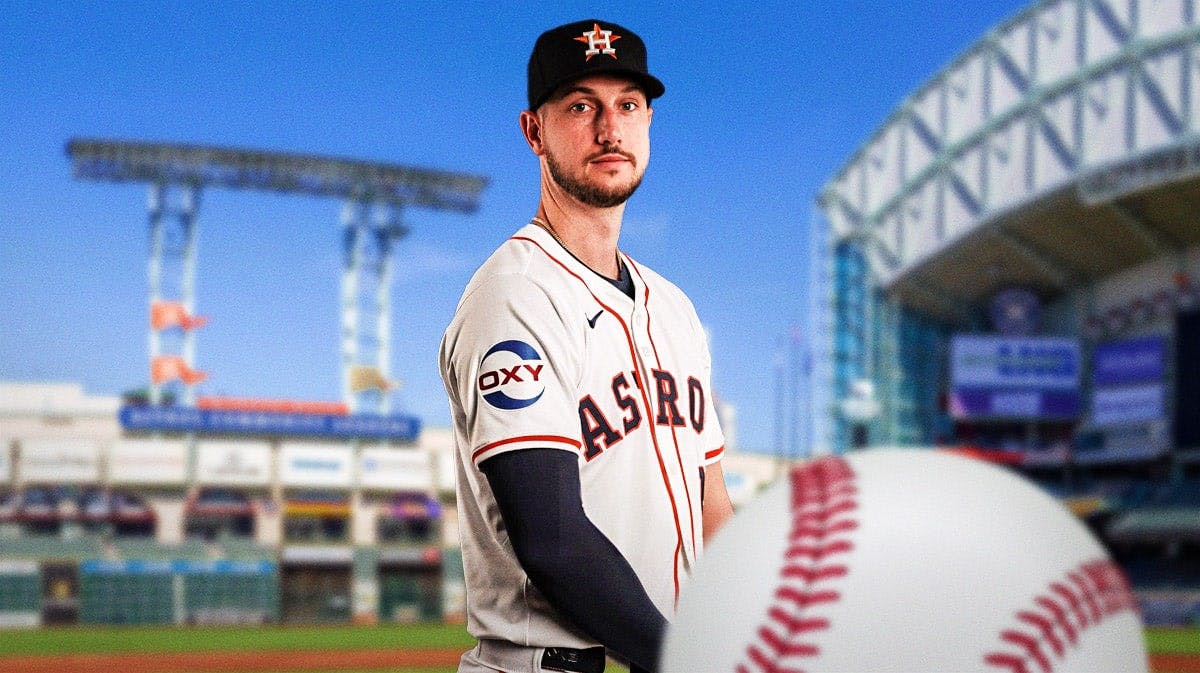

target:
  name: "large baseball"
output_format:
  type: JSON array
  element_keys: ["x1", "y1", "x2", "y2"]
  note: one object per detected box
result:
[{"x1": 662, "y1": 449, "x2": 1147, "y2": 672}]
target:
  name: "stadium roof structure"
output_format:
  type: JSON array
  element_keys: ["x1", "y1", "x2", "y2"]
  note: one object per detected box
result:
[
  {"x1": 66, "y1": 137, "x2": 489, "y2": 416},
  {"x1": 1107, "y1": 508, "x2": 1200, "y2": 542},
  {"x1": 818, "y1": 0, "x2": 1200, "y2": 324},
  {"x1": 66, "y1": 138, "x2": 488, "y2": 213}
]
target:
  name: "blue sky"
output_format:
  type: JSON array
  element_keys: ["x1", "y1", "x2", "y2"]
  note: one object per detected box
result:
[{"x1": 0, "y1": 1, "x2": 1032, "y2": 453}]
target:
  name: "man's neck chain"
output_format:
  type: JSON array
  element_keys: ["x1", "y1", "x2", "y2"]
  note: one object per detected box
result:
[{"x1": 531, "y1": 216, "x2": 622, "y2": 277}]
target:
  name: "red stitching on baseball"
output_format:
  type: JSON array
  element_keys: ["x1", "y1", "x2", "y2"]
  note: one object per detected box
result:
[
  {"x1": 781, "y1": 565, "x2": 848, "y2": 583},
  {"x1": 983, "y1": 652, "x2": 1033, "y2": 673},
  {"x1": 1034, "y1": 595, "x2": 1076, "y2": 646},
  {"x1": 1070, "y1": 570, "x2": 1103, "y2": 625},
  {"x1": 794, "y1": 499, "x2": 856, "y2": 525},
  {"x1": 774, "y1": 588, "x2": 840, "y2": 609},
  {"x1": 736, "y1": 457, "x2": 858, "y2": 673},
  {"x1": 766, "y1": 608, "x2": 829, "y2": 633},
  {"x1": 789, "y1": 519, "x2": 858, "y2": 538},
  {"x1": 757, "y1": 627, "x2": 822, "y2": 657},
  {"x1": 983, "y1": 559, "x2": 1138, "y2": 673},
  {"x1": 1017, "y1": 610, "x2": 1064, "y2": 657},
  {"x1": 1050, "y1": 581, "x2": 1087, "y2": 631},
  {"x1": 999, "y1": 630, "x2": 1052, "y2": 673},
  {"x1": 784, "y1": 539, "x2": 853, "y2": 562}
]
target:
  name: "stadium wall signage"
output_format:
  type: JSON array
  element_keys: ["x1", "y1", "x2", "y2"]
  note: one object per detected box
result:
[{"x1": 119, "y1": 404, "x2": 420, "y2": 441}]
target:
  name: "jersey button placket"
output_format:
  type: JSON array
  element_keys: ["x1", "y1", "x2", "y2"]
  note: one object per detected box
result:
[{"x1": 632, "y1": 310, "x2": 653, "y2": 359}]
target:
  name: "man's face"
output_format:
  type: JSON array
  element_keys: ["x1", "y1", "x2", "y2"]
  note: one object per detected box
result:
[{"x1": 529, "y1": 74, "x2": 652, "y2": 208}]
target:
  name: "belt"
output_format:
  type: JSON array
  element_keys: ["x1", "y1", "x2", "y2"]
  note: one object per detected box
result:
[
  {"x1": 475, "y1": 639, "x2": 606, "y2": 673},
  {"x1": 540, "y1": 646, "x2": 606, "y2": 673}
]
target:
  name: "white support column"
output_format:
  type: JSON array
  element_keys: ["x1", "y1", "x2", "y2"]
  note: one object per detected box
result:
[
  {"x1": 180, "y1": 185, "x2": 200, "y2": 407},
  {"x1": 147, "y1": 183, "x2": 165, "y2": 405},
  {"x1": 374, "y1": 203, "x2": 403, "y2": 415},
  {"x1": 341, "y1": 200, "x2": 363, "y2": 413}
]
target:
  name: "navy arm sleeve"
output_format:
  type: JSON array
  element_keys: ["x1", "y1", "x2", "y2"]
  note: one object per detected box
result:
[{"x1": 479, "y1": 448, "x2": 667, "y2": 672}]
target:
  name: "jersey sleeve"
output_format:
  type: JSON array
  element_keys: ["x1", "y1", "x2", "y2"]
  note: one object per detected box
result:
[{"x1": 441, "y1": 272, "x2": 585, "y2": 467}]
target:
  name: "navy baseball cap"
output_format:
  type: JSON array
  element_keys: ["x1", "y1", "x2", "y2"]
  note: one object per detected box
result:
[{"x1": 527, "y1": 19, "x2": 665, "y2": 111}]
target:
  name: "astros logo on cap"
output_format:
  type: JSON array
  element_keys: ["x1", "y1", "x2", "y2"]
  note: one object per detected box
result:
[
  {"x1": 575, "y1": 22, "x2": 621, "y2": 61},
  {"x1": 478, "y1": 340, "x2": 546, "y2": 410}
]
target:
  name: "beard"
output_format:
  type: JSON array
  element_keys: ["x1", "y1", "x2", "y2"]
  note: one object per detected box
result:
[{"x1": 546, "y1": 146, "x2": 644, "y2": 208}]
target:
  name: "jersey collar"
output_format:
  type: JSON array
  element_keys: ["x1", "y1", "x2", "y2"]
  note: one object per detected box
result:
[{"x1": 517, "y1": 221, "x2": 642, "y2": 305}]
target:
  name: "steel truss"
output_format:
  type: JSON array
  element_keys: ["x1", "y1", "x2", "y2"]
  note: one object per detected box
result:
[
  {"x1": 815, "y1": 0, "x2": 1200, "y2": 452},
  {"x1": 67, "y1": 138, "x2": 487, "y2": 413}
]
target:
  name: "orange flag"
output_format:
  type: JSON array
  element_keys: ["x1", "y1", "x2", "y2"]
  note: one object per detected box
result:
[
  {"x1": 150, "y1": 301, "x2": 209, "y2": 331},
  {"x1": 151, "y1": 355, "x2": 208, "y2": 384},
  {"x1": 350, "y1": 365, "x2": 394, "y2": 392}
]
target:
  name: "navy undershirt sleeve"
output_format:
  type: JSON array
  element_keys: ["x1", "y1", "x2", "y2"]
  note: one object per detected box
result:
[{"x1": 479, "y1": 448, "x2": 667, "y2": 672}]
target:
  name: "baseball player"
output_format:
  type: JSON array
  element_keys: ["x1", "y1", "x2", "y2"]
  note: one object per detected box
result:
[{"x1": 439, "y1": 19, "x2": 734, "y2": 673}]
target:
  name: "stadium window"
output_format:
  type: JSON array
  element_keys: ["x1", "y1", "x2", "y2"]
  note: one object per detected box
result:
[
  {"x1": 0, "y1": 490, "x2": 17, "y2": 538},
  {"x1": 377, "y1": 493, "x2": 441, "y2": 544},
  {"x1": 110, "y1": 490, "x2": 155, "y2": 537},
  {"x1": 18, "y1": 487, "x2": 64, "y2": 537},
  {"x1": 282, "y1": 517, "x2": 317, "y2": 542},
  {"x1": 0, "y1": 490, "x2": 15, "y2": 519},
  {"x1": 185, "y1": 487, "x2": 255, "y2": 541},
  {"x1": 282, "y1": 515, "x2": 347, "y2": 543},
  {"x1": 282, "y1": 491, "x2": 349, "y2": 543}
]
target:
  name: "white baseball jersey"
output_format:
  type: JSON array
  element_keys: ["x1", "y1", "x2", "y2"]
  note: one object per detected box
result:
[{"x1": 439, "y1": 221, "x2": 725, "y2": 649}]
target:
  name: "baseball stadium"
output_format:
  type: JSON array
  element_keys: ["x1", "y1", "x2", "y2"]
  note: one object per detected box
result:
[
  {"x1": 811, "y1": 0, "x2": 1200, "y2": 666},
  {"x1": 2, "y1": 2, "x2": 1199, "y2": 673}
]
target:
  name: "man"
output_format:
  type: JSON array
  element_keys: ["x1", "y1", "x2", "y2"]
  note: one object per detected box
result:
[{"x1": 439, "y1": 19, "x2": 734, "y2": 673}]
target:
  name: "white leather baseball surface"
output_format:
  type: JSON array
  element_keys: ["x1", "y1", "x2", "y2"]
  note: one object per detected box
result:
[{"x1": 663, "y1": 449, "x2": 1147, "y2": 672}]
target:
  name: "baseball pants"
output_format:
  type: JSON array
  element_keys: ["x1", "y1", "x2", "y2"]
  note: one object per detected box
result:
[{"x1": 459, "y1": 639, "x2": 653, "y2": 673}]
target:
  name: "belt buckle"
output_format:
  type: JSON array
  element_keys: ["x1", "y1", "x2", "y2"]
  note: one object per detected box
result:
[{"x1": 541, "y1": 646, "x2": 602, "y2": 673}]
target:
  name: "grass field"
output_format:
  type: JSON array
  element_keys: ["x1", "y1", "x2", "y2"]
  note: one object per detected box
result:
[
  {"x1": 1150, "y1": 627, "x2": 1200, "y2": 653},
  {"x1": 0, "y1": 622, "x2": 475, "y2": 657},
  {"x1": 0, "y1": 623, "x2": 1193, "y2": 672}
]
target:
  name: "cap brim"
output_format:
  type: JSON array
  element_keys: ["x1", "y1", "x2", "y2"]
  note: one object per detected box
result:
[{"x1": 534, "y1": 68, "x2": 665, "y2": 110}]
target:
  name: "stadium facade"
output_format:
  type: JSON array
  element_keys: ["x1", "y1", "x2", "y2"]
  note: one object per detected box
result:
[
  {"x1": 813, "y1": 0, "x2": 1200, "y2": 625},
  {"x1": 0, "y1": 381, "x2": 458, "y2": 627},
  {"x1": 0, "y1": 142, "x2": 491, "y2": 628},
  {"x1": 0, "y1": 380, "x2": 773, "y2": 628}
]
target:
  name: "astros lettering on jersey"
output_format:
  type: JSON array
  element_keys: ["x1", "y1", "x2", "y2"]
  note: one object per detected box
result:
[{"x1": 439, "y1": 221, "x2": 725, "y2": 648}]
